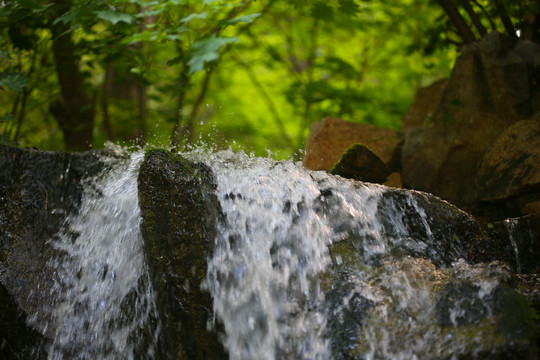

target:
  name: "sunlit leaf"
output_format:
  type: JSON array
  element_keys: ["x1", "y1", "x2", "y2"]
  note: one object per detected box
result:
[
  {"x1": 187, "y1": 34, "x2": 238, "y2": 74},
  {"x1": 222, "y1": 13, "x2": 261, "y2": 25},
  {"x1": 180, "y1": 12, "x2": 207, "y2": 23},
  {"x1": 122, "y1": 31, "x2": 159, "y2": 44},
  {"x1": 95, "y1": 10, "x2": 134, "y2": 24}
]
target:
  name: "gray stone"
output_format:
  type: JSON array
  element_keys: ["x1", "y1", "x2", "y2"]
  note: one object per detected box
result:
[{"x1": 138, "y1": 150, "x2": 226, "y2": 360}]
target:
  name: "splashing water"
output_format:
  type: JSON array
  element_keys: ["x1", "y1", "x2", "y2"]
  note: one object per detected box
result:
[
  {"x1": 29, "y1": 146, "x2": 526, "y2": 360},
  {"x1": 186, "y1": 149, "x2": 516, "y2": 360},
  {"x1": 45, "y1": 148, "x2": 160, "y2": 359}
]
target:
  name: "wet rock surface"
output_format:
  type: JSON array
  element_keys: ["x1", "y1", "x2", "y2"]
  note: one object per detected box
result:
[
  {"x1": 138, "y1": 149, "x2": 226, "y2": 360},
  {"x1": 1, "y1": 145, "x2": 538, "y2": 359},
  {"x1": 0, "y1": 144, "x2": 111, "y2": 357}
]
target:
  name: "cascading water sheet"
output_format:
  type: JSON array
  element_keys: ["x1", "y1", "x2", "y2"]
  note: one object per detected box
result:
[
  {"x1": 27, "y1": 146, "x2": 530, "y2": 360},
  {"x1": 190, "y1": 149, "x2": 523, "y2": 360},
  {"x1": 44, "y1": 149, "x2": 160, "y2": 360},
  {"x1": 198, "y1": 151, "x2": 335, "y2": 360},
  {"x1": 190, "y1": 150, "x2": 393, "y2": 359}
]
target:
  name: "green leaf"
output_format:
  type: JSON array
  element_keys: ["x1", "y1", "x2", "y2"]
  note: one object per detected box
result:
[
  {"x1": 53, "y1": 7, "x2": 88, "y2": 25},
  {"x1": 122, "y1": 31, "x2": 159, "y2": 44},
  {"x1": 95, "y1": 10, "x2": 133, "y2": 25},
  {"x1": 187, "y1": 34, "x2": 238, "y2": 74},
  {"x1": 0, "y1": 114, "x2": 16, "y2": 122},
  {"x1": 222, "y1": 13, "x2": 261, "y2": 25},
  {"x1": 311, "y1": 2, "x2": 334, "y2": 21},
  {"x1": 338, "y1": 0, "x2": 359, "y2": 16},
  {"x1": 17, "y1": 0, "x2": 49, "y2": 11},
  {"x1": 180, "y1": 12, "x2": 207, "y2": 23},
  {"x1": 0, "y1": 71, "x2": 29, "y2": 92}
]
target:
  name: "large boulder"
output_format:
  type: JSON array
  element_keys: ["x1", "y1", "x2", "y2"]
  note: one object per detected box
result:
[
  {"x1": 0, "y1": 145, "x2": 111, "y2": 358},
  {"x1": 402, "y1": 78, "x2": 448, "y2": 128},
  {"x1": 303, "y1": 117, "x2": 401, "y2": 172},
  {"x1": 476, "y1": 118, "x2": 540, "y2": 216},
  {"x1": 314, "y1": 182, "x2": 538, "y2": 359},
  {"x1": 401, "y1": 32, "x2": 540, "y2": 211},
  {"x1": 137, "y1": 150, "x2": 226, "y2": 360}
]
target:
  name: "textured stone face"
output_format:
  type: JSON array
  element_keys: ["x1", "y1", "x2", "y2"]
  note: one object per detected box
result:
[
  {"x1": 402, "y1": 78, "x2": 448, "y2": 129},
  {"x1": 401, "y1": 32, "x2": 540, "y2": 210},
  {"x1": 476, "y1": 119, "x2": 540, "y2": 202},
  {"x1": 137, "y1": 150, "x2": 226, "y2": 360},
  {"x1": 303, "y1": 117, "x2": 401, "y2": 172},
  {"x1": 0, "y1": 145, "x2": 109, "y2": 357}
]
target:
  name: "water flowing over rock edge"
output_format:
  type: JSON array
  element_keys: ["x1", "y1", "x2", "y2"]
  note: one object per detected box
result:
[{"x1": 1, "y1": 148, "x2": 536, "y2": 358}]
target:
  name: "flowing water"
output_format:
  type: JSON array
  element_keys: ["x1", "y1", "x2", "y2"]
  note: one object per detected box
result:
[
  {"x1": 44, "y1": 149, "x2": 160, "y2": 360},
  {"x1": 39, "y1": 147, "x2": 523, "y2": 359}
]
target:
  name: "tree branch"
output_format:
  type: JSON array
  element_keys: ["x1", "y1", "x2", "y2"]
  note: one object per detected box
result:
[
  {"x1": 493, "y1": 0, "x2": 516, "y2": 36},
  {"x1": 438, "y1": 0, "x2": 477, "y2": 43},
  {"x1": 471, "y1": 0, "x2": 497, "y2": 31},
  {"x1": 181, "y1": 66, "x2": 214, "y2": 146},
  {"x1": 462, "y1": 0, "x2": 487, "y2": 37}
]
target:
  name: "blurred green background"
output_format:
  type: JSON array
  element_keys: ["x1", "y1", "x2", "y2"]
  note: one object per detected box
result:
[{"x1": 0, "y1": 0, "x2": 532, "y2": 158}]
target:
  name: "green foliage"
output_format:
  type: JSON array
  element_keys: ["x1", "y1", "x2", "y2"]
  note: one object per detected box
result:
[
  {"x1": 0, "y1": 0, "x2": 479, "y2": 158},
  {"x1": 0, "y1": 70, "x2": 28, "y2": 92},
  {"x1": 187, "y1": 35, "x2": 239, "y2": 74}
]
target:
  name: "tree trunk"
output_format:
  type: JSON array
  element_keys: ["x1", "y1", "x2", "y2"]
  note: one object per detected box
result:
[{"x1": 49, "y1": 0, "x2": 95, "y2": 151}]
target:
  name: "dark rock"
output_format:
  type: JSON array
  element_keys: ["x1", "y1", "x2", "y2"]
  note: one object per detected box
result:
[
  {"x1": 323, "y1": 268, "x2": 375, "y2": 359},
  {"x1": 401, "y1": 32, "x2": 540, "y2": 211},
  {"x1": 0, "y1": 283, "x2": 47, "y2": 358},
  {"x1": 476, "y1": 119, "x2": 540, "y2": 207},
  {"x1": 480, "y1": 216, "x2": 540, "y2": 274},
  {"x1": 330, "y1": 144, "x2": 391, "y2": 183},
  {"x1": 402, "y1": 110, "x2": 515, "y2": 209},
  {"x1": 0, "y1": 144, "x2": 111, "y2": 357},
  {"x1": 316, "y1": 184, "x2": 484, "y2": 267},
  {"x1": 138, "y1": 150, "x2": 226, "y2": 360},
  {"x1": 434, "y1": 275, "x2": 538, "y2": 359}
]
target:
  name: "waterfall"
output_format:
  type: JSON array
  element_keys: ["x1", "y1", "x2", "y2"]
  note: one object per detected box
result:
[
  {"x1": 189, "y1": 149, "x2": 518, "y2": 360},
  {"x1": 25, "y1": 147, "x2": 531, "y2": 359},
  {"x1": 45, "y1": 149, "x2": 160, "y2": 359}
]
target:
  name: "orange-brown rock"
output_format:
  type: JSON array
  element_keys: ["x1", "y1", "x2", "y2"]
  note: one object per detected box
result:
[
  {"x1": 476, "y1": 118, "x2": 540, "y2": 202},
  {"x1": 303, "y1": 117, "x2": 401, "y2": 172},
  {"x1": 401, "y1": 31, "x2": 540, "y2": 210},
  {"x1": 402, "y1": 79, "x2": 448, "y2": 129},
  {"x1": 384, "y1": 172, "x2": 402, "y2": 188}
]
